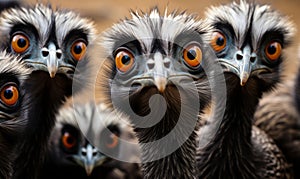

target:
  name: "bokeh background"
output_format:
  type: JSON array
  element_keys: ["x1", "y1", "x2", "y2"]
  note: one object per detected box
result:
[{"x1": 22, "y1": 0, "x2": 300, "y2": 84}]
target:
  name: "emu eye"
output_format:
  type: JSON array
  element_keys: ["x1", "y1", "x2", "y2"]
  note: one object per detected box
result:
[
  {"x1": 183, "y1": 44, "x2": 202, "y2": 68},
  {"x1": 265, "y1": 41, "x2": 282, "y2": 61},
  {"x1": 210, "y1": 32, "x2": 227, "y2": 52},
  {"x1": 11, "y1": 34, "x2": 30, "y2": 54},
  {"x1": 71, "y1": 41, "x2": 87, "y2": 61},
  {"x1": 0, "y1": 83, "x2": 19, "y2": 107},
  {"x1": 106, "y1": 133, "x2": 119, "y2": 149},
  {"x1": 115, "y1": 49, "x2": 135, "y2": 73},
  {"x1": 62, "y1": 131, "x2": 77, "y2": 150}
]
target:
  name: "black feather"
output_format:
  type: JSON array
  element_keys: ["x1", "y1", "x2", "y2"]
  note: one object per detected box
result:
[
  {"x1": 0, "y1": 53, "x2": 31, "y2": 179},
  {"x1": 12, "y1": 72, "x2": 72, "y2": 179},
  {"x1": 197, "y1": 72, "x2": 289, "y2": 178}
]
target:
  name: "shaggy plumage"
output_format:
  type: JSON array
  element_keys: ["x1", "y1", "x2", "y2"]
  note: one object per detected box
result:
[
  {"x1": 41, "y1": 102, "x2": 142, "y2": 179},
  {"x1": 0, "y1": 4, "x2": 96, "y2": 178},
  {"x1": 254, "y1": 71, "x2": 300, "y2": 178},
  {"x1": 101, "y1": 8, "x2": 225, "y2": 178},
  {"x1": 0, "y1": 51, "x2": 31, "y2": 178},
  {"x1": 198, "y1": 1, "x2": 295, "y2": 178}
]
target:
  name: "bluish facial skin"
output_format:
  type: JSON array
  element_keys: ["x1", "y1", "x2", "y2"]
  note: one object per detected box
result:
[
  {"x1": 0, "y1": 4, "x2": 93, "y2": 79},
  {"x1": 111, "y1": 36, "x2": 210, "y2": 95},
  {"x1": 210, "y1": 29, "x2": 282, "y2": 86},
  {"x1": 9, "y1": 29, "x2": 87, "y2": 78},
  {"x1": 60, "y1": 123, "x2": 121, "y2": 176},
  {"x1": 70, "y1": 143, "x2": 108, "y2": 176}
]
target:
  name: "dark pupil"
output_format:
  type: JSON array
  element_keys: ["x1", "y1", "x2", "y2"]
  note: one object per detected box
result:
[
  {"x1": 121, "y1": 55, "x2": 131, "y2": 65},
  {"x1": 73, "y1": 45, "x2": 82, "y2": 54},
  {"x1": 216, "y1": 37, "x2": 224, "y2": 46},
  {"x1": 187, "y1": 49, "x2": 196, "y2": 60},
  {"x1": 17, "y1": 38, "x2": 27, "y2": 48},
  {"x1": 267, "y1": 45, "x2": 277, "y2": 55},
  {"x1": 66, "y1": 136, "x2": 74, "y2": 145},
  {"x1": 4, "y1": 89, "x2": 13, "y2": 99}
]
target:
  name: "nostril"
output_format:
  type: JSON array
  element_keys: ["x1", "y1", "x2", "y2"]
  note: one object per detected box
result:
[
  {"x1": 42, "y1": 50, "x2": 49, "y2": 57},
  {"x1": 56, "y1": 52, "x2": 62, "y2": 59},
  {"x1": 82, "y1": 150, "x2": 87, "y2": 156},
  {"x1": 250, "y1": 57, "x2": 256, "y2": 63},
  {"x1": 236, "y1": 54, "x2": 243, "y2": 60},
  {"x1": 147, "y1": 62, "x2": 155, "y2": 69},
  {"x1": 164, "y1": 61, "x2": 170, "y2": 68}
]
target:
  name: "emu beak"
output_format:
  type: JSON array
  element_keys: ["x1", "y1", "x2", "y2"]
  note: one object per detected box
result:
[
  {"x1": 238, "y1": 45, "x2": 253, "y2": 86},
  {"x1": 240, "y1": 59, "x2": 251, "y2": 86},
  {"x1": 154, "y1": 77, "x2": 167, "y2": 93},
  {"x1": 42, "y1": 43, "x2": 62, "y2": 78},
  {"x1": 71, "y1": 144, "x2": 108, "y2": 176},
  {"x1": 152, "y1": 52, "x2": 169, "y2": 93},
  {"x1": 46, "y1": 43, "x2": 59, "y2": 78},
  {"x1": 219, "y1": 45, "x2": 255, "y2": 86}
]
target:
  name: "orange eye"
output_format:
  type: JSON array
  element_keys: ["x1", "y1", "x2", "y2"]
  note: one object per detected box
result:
[
  {"x1": 115, "y1": 49, "x2": 135, "y2": 73},
  {"x1": 183, "y1": 44, "x2": 202, "y2": 68},
  {"x1": 106, "y1": 133, "x2": 119, "y2": 149},
  {"x1": 210, "y1": 32, "x2": 226, "y2": 52},
  {"x1": 0, "y1": 84, "x2": 19, "y2": 106},
  {"x1": 71, "y1": 41, "x2": 87, "y2": 61},
  {"x1": 265, "y1": 41, "x2": 282, "y2": 61},
  {"x1": 62, "y1": 132, "x2": 77, "y2": 149},
  {"x1": 11, "y1": 34, "x2": 30, "y2": 53}
]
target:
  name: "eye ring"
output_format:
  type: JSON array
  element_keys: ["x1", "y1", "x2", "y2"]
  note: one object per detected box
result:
[
  {"x1": 183, "y1": 43, "x2": 202, "y2": 68},
  {"x1": 62, "y1": 131, "x2": 77, "y2": 150},
  {"x1": 106, "y1": 133, "x2": 119, "y2": 149},
  {"x1": 11, "y1": 33, "x2": 30, "y2": 54},
  {"x1": 0, "y1": 83, "x2": 19, "y2": 107},
  {"x1": 210, "y1": 32, "x2": 227, "y2": 52},
  {"x1": 115, "y1": 48, "x2": 135, "y2": 73},
  {"x1": 265, "y1": 41, "x2": 282, "y2": 61},
  {"x1": 71, "y1": 40, "x2": 87, "y2": 61}
]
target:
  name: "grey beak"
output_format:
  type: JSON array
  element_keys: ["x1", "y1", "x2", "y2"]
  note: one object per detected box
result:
[
  {"x1": 235, "y1": 45, "x2": 255, "y2": 86},
  {"x1": 41, "y1": 43, "x2": 62, "y2": 78},
  {"x1": 71, "y1": 144, "x2": 108, "y2": 176},
  {"x1": 148, "y1": 52, "x2": 170, "y2": 93},
  {"x1": 239, "y1": 57, "x2": 251, "y2": 86},
  {"x1": 83, "y1": 144, "x2": 95, "y2": 176}
]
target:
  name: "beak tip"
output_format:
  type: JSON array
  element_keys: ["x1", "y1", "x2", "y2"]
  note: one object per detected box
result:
[
  {"x1": 49, "y1": 71, "x2": 56, "y2": 78},
  {"x1": 86, "y1": 171, "x2": 92, "y2": 176},
  {"x1": 240, "y1": 72, "x2": 250, "y2": 86},
  {"x1": 48, "y1": 66, "x2": 57, "y2": 78},
  {"x1": 85, "y1": 166, "x2": 94, "y2": 176},
  {"x1": 155, "y1": 77, "x2": 167, "y2": 93},
  {"x1": 158, "y1": 86, "x2": 166, "y2": 93},
  {"x1": 240, "y1": 77, "x2": 248, "y2": 86},
  {"x1": 85, "y1": 165, "x2": 94, "y2": 176}
]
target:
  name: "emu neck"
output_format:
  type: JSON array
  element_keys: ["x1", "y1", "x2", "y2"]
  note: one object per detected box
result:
[
  {"x1": 136, "y1": 108, "x2": 198, "y2": 179},
  {"x1": 198, "y1": 75, "x2": 262, "y2": 178},
  {"x1": 13, "y1": 72, "x2": 72, "y2": 179},
  {"x1": 127, "y1": 87, "x2": 200, "y2": 179}
]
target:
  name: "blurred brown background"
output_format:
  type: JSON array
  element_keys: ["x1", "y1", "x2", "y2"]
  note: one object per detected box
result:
[{"x1": 23, "y1": 0, "x2": 300, "y2": 81}]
